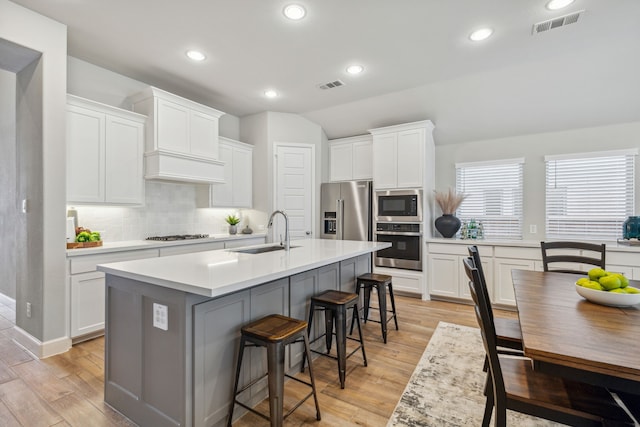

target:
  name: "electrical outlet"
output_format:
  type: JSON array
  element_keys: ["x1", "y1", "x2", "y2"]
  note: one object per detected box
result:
[
  {"x1": 153, "y1": 303, "x2": 168, "y2": 331},
  {"x1": 26, "y1": 302, "x2": 31, "y2": 318},
  {"x1": 530, "y1": 224, "x2": 537, "y2": 234}
]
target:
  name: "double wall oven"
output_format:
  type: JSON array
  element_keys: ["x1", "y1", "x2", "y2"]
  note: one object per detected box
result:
[{"x1": 374, "y1": 189, "x2": 423, "y2": 271}]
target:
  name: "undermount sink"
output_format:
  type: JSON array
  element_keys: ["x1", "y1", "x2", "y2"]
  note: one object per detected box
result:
[{"x1": 230, "y1": 245, "x2": 299, "y2": 254}]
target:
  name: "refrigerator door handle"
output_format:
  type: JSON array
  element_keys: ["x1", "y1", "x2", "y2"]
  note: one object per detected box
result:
[{"x1": 336, "y1": 199, "x2": 344, "y2": 240}]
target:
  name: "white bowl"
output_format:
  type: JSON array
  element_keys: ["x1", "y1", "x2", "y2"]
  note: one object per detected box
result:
[{"x1": 575, "y1": 283, "x2": 640, "y2": 307}]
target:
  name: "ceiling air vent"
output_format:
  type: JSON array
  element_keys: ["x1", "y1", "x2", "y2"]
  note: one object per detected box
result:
[
  {"x1": 532, "y1": 10, "x2": 584, "y2": 35},
  {"x1": 318, "y1": 80, "x2": 345, "y2": 90}
]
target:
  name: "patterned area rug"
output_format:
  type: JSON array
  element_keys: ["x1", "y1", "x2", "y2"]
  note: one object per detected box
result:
[{"x1": 388, "y1": 322, "x2": 563, "y2": 426}]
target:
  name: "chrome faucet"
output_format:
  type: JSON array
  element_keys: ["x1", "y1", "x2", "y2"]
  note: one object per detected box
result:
[{"x1": 267, "y1": 210, "x2": 290, "y2": 251}]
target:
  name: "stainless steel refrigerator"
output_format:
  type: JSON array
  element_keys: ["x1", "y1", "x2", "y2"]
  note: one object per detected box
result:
[{"x1": 320, "y1": 181, "x2": 372, "y2": 241}]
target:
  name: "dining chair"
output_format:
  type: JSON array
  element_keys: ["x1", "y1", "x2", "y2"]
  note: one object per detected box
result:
[
  {"x1": 540, "y1": 241, "x2": 606, "y2": 274},
  {"x1": 462, "y1": 257, "x2": 633, "y2": 427},
  {"x1": 467, "y1": 246, "x2": 522, "y2": 352},
  {"x1": 614, "y1": 391, "x2": 640, "y2": 422}
]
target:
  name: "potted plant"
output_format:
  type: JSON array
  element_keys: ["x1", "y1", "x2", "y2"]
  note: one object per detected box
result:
[
  {"x1": 225, "y1": 215, "x2": 241, "y2": 235},
  {"x1": 434, "y1": 189, "x2": 467, "y2": 238}
]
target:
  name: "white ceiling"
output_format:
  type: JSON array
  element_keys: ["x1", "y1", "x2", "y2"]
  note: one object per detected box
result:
[{"x1": 10, "y1": 0, "x2": 640, "y2": 144}]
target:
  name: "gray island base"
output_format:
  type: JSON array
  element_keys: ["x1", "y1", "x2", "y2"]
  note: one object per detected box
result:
[{"x1": 98, "y1": 239, "x2": 388, "y2": 427}]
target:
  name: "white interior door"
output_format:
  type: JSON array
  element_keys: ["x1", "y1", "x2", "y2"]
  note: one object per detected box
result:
[{"x1": 274, "y1": 143, "x2": 314, "y2": 241}]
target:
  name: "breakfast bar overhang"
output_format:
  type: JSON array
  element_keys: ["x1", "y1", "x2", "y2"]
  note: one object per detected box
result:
[{"x1": 97, "y1": 239, "x2": 389, "y2": 427}]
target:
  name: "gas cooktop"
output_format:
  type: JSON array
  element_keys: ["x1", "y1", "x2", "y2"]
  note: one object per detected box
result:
[{"x1": 146, "y1": 234, "x2": 210, "y2": 241}]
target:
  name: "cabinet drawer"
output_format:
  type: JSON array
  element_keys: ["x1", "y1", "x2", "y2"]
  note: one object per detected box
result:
[
  {"x1": 158, "y1": 242, "x2": 224, "y2": 256},
  {"x1": 607, "y1": 251, "x2": 640, "y2": 266},
  {"x1": 393, "y1": 275, "x2": 421, "y2": 293},
  {"x1": 428, "y1": 243, "x2": 493, "y2": 257},
  {"x1": 69, "y1": 249, "x2": 159, "y2": 274},
  {"x1": 494, "y1": 246, "x2": 540, "y2": 260}
]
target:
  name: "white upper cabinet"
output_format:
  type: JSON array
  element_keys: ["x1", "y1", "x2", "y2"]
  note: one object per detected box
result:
[
  {"x1": 369, "y1": 120, "x2": 434, "y2": 189},
  {"x1": 128, "y1": 87, "x2": 225, "y2": 184},
  {"x1": 67, "y1": 95, "x2": 145, "y2": 205},
  {"x1": 199, "y1": 137, "x2": 253, "y2": 208},
  {"x1": 328, "y1": 135, "x2": 372, "y2": 182}
]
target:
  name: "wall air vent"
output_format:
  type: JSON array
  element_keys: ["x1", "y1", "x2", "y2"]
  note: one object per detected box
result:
[
  {"x1": 318, "y1": 80, "x2": 345, "y2": 90},
  {"x1": 532, "y1": 10, "x2": 584, "y2": 35}
]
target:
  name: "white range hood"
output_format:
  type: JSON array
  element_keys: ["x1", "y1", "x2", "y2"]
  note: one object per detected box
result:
[{"x1": 129, "y1": 86, "x2": 226, "y2": 184}]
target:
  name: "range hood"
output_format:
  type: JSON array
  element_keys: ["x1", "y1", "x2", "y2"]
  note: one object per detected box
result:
[{"x1": 129, "y1": 86, "x2": 226, "y2": 184}]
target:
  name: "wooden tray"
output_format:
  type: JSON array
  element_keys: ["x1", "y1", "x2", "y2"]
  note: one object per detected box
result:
[{"x1": 67, "y1": 241, "x2": 103, "y2": 249}]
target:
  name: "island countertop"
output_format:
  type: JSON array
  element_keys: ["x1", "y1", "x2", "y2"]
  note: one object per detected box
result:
[{"x1": 97, "y1": 239, "x2": 390, "y2": 298}]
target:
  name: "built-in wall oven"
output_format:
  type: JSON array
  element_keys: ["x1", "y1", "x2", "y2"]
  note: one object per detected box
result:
[
  {"x1": 374, "y1": 222, "x2": 422, "y2": 271},
  {"x1": 374, "y1": 189, "x2": 423, "y2": 271}
]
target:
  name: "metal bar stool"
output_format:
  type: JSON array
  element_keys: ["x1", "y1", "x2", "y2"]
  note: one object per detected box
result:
[
  {"x1": 228, "y1": 314, "x2": 321, "y2": 427},
  {"x1": 354, "y1": 273, "x2": 398, "y2": 343},
  {"x1": 301, "y1": 290, "x2": 367, "y2": 389}
]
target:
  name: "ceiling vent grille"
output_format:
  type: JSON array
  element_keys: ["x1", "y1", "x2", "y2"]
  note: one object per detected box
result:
[
  {"x1": 318, "y1": 80, "x2": 345, "y2": 90},
  {"x1": 532, "y1": 10, "x2": 583, "y2": 35}
]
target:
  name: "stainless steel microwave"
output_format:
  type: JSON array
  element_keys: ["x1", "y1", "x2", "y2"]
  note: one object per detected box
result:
[{"x1": 374, "y1": 189, "x2": 422, "y2": 222}]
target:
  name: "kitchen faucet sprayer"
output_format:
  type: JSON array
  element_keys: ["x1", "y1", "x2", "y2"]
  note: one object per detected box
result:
[{"x1": 267, "y1": 210, "x2": 290, "y2": 251}]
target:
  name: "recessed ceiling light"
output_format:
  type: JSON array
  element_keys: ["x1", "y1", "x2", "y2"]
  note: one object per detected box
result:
[
  {"x1": 264, "y1": 89, "x2": 278, "y2": 98},
  {"x1": 186, "y1": 50, "x2": 206, "y2": 61},
  {"x1": 283, "y1": 4, "x2": 306, "y2": 20},
  {"x1": 546, "y1": 0, "x2": 575, "y2": 10},
  {"x1": 346, "y1": 65, "x2": 364, "y2": 75},
  {"x1": 469, "y1": 28, "x2": 493, "y2": 42}
]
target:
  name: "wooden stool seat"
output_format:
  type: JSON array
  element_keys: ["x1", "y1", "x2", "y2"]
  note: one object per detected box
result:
[
  {"x1": 228, "y1": 314, "x2": 321, "y2": 427},
  {"x1": 310, "y1": 289, "x2": 359, "y2": 306},
  {"x1": 302, "y1": 290, "x2": 367, "y2": 389},
  {"x1": 242, "y1": 314, "x2": 308, "y2": 342},
  {"x1": 355, "y1": 273, "x2": 398, "y2": 343}
]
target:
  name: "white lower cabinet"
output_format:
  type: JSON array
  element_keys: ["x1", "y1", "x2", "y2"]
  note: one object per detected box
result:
[
  {"x1": 493, "y1": 258, "x2": 535, "y2": 306},
  {"x1": 428, "y1": 240, "x2": 640, "y2": 308},
  {"x1": 68, "y1": 249, "x2": 159, "y2": 341},
  {"x1": 70, "y1": 271, "x2": 106, "y2": 338},
  {"x1": 427, "y1": 243, "x2": 493, "y2": 302},
  {"x1": 374, "y1": 265, "x2": 423, "y2": 295}
]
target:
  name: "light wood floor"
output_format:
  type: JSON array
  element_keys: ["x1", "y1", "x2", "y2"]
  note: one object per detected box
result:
[{"x1": 0, "y1": 296, "x2": 516, "y2": 426}]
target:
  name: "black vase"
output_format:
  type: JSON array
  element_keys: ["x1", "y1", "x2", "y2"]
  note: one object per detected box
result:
[{"x1": 435, "y1": 214, "x2": 461, "y2": 238}]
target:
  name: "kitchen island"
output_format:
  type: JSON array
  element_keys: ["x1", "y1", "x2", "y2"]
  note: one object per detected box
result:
[{"x1": 97, "y1": 239, "x2": 389, "y2": 427}]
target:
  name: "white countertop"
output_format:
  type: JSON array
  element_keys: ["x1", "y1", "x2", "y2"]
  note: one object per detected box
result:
[
  {"x1": 97, "y1": 239, "x2": 389, "y2": 298},
  {"x1": 425, "y1": 237, "x2": 640, "y2": 253},
  {"x1": 66, "y1": 233, "x2": 266, "y2": 257}
]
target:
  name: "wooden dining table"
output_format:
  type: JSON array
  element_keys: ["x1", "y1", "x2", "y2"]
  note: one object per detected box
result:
[{"x1": 511, "y1": 269, "x2": 640, "y2": 394}]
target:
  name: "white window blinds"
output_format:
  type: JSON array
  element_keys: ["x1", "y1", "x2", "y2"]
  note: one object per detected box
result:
[
  {"x1": 545, "y1": 150, "x2": 636, "y2": 240},
  {"x1": 456, "y1": 158, "x2": 524, "y2": 239}
]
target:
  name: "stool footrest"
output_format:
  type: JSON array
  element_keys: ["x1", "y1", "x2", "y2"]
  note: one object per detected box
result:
[{"x1": 310, "y1": 344, "x2": 364, "y2": 362}]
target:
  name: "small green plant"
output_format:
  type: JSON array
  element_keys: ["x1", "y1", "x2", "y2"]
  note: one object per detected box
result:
[{"x1": 225, "y1": 215, "x2": 240, "y2": 225}]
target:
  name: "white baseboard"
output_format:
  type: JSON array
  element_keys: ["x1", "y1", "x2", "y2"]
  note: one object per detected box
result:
[{"x1": 11, "y1": 327, "x2": 71, "y2": 359}]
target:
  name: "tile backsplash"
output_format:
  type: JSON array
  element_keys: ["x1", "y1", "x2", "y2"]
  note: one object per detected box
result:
[{"x1": 70, "y1": 181, "x2": 266, "y2": 241}]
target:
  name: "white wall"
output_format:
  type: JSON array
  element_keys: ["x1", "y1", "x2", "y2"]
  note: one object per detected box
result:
[
  {"x1": 240, "y1": 111, "x2": 325, "y2": 236},
  {"x1": 1, "y1": 0, "x2": 67, "y2": 351},
  {"x1": 0, "y1": 69, "x2": 16, "y2": 299},
  {"x1": 68, "y1": 56, "x2": 241, "y2": 139},
  {"x1": 435, "y1": 121, "x2": 640, "y2": 240}
]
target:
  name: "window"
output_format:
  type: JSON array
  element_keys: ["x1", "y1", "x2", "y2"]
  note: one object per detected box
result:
[
  {"x1": 545, "y1": 149, "x2": 636, "y2": 240},
  {"x1": 456, "y1": 158, "x2": 524, "y2": 239}
]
